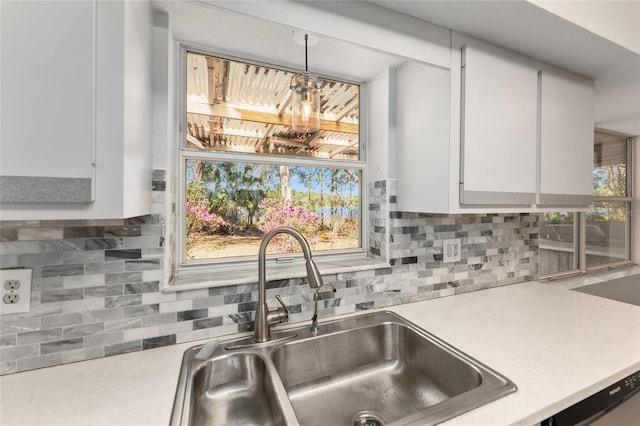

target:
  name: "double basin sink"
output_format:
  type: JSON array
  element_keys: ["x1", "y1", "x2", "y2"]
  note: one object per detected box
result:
[{"x1": 170, "y1": 311, "x2": 516, "y2": 426}]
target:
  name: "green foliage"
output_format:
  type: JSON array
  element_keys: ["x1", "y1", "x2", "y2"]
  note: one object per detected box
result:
[{"x1": 593, "y1": 164, "x2": 626, "y2": 197}]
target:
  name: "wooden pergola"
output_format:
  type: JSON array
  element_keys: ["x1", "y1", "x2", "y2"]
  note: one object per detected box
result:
[{"x1": 185, "y1": 52, "x2": 360, "y2": 160}]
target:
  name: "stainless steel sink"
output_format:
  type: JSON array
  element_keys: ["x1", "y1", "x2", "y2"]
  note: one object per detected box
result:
[
  {"x1": 188, "y1": 353, "x2": 285, "y2": 426},
  {"x1": 171, "y1": 311, "x2": 516, "y2": 426}
]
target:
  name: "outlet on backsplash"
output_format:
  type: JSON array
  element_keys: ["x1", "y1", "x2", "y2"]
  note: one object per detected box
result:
[
  {"x1": 443, "y1": 239, "x2": 462, "y2": 263},
  {"x1": 0, "y1": 269, "x2": 32, "y2": 314}
]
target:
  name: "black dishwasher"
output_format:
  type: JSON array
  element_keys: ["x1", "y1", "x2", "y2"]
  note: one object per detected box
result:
[{"x1": 541, "y1": 370, "x2": 640, "y2": 426}]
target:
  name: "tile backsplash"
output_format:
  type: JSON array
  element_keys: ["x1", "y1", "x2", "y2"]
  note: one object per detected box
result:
[{"x1": 0, "y1": 174, "x2": 539, "y2": 375}]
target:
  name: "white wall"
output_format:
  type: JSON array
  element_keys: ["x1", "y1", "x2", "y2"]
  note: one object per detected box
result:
[
  {"x1": 367, "y1": 68, "x2": 396, "y2": 183},
  {"x1": 122, "y1": 0, "x2": 153, "y2": 218},
  {"x1": 529, "y1": 1, "x2": 640, "y2": 54},
  {"x1": 634, "y1": 136, "x2": 640, "y2": 264}
]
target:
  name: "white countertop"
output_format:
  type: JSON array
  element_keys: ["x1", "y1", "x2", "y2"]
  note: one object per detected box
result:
[{"x1": 1, "y1": 278, "x2": 639, "y2": 426}]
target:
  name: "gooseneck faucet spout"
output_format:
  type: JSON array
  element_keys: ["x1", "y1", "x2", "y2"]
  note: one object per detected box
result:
[{"x1": 255, "y1": 226, "x2": 324, "y2": 342}]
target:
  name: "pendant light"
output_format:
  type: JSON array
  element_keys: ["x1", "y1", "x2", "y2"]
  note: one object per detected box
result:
[{"x1": 291, "y1": 32, "x2": 321, "y2": 133}]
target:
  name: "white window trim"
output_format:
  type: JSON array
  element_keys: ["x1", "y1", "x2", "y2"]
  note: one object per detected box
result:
[
  {"x1": 540, "y1": 133, "x2": 635, "y2": 279},
  {"x1": 167, "y1": 45, "x2": 385, "y2": 290}
]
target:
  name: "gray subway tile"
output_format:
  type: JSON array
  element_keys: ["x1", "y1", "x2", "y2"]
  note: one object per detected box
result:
[
  {"x1": 223, "y1": 293, "x2": 252, "y2": 304},
  {"x1": 63, "y1": 323, "x2": 104, "y2": 338},
  {"x1": 83, "y1": 332, "x2": 125, "y2": 348},
  {"x1": 141, "y1": 312, "x2": 176, "y2": 327},
  {"x1": 17, "y1": 328, "x2": 62, "y2": 345},
  {"x1": 41, "y1": 337, "x2": 83, "y2": 354},
  {"x1": 152, "y1": 169, "x2": 165, "y2": 181},
  {"x1": 1, "y1": 317, "x2": 40, "y2": 335},
  {"x1": 63, "y1": 273, "x2": 105, "y2": 289},
  {"x1": 0, "y1": 227, "x2": 19, "y2": 242},
  {"x1": 63, "y1": 250, "x2": 104, "y2": 264},
  {"x1": 105, "y1": 340, "x2": 141, "y2": 357},
  {"x1": 32, "y1": 276, "x2": 64, "y2": 291},
  {"x1": 105, "y1": 249, "x2": 142, "y2": 261},
  {"x1": 1, "y1": 361, "x2": 17, "y2": 375},
  {"x1": 84, "y1": 308, "x2": 123, "y2": 323},
  {"x1": 41, "y1": 288, "x2": 84, "y2": 303},
  {"x1": 17, "y1": 353, "x2": 62, "y2": 372},
  {"x1": 177, "y1": 309, "x2": 208, "y2": 322},
  {"x1": 61, "y1": 346, "x2": 104, "y2": 364},
  {"x1": 104, "y1": 317, "x2": 142, "y2": 333},
  {"x1": 16, "y1": 252, "x2": 64, "y2": 266},
  {"x1": 41, "y1": 313, "x2": 84, "y2": 328},
  {"x1": 0, "y1": 255, "x2": 18, "y2": 269},
  {"x1": 106, "y1": 271, "x2": 143, "y2": 284},
  {"x1": 85, "y1": 285, "x2": 123, "y2": 298},
  {"x1": 105, "y1": 294, "x2": 142, "y2": 309},
  {"x1": 124, "y1": 259, "x2": 161, "y2": 271},
  {"x1": 84, "y1": 261, "x2": 125, "y2": 274},
  {"x1": 143, "y1": 335, "x2": 175, "y2": 350},
  {"x1": 104, "y1": 226, "x2": 142, "y2": 237},
  {"x1": 63, "y1": 227, "x2": 105, "y2": 239},
  {"x1": 124, "y1": 281, "x2": 159, "y2": 294},
  {"x1": 124, "y1": 304, "x2": 159, "y2": 317},
  {"x1": 0, "y1": 334, "x2": 16, "y2": 348},
  {"x1": 192, "y1": 296, "x2": 224, "y2": 310},
  {"x1": 41, "y1": 264, "x2": 84, "y2": 278},
  {"x1": 193, "y1": 317, "x2": 223, "y2": 330},
  {"x1": 85, "y1": 238, "x2": 123, "y2": 250},
  {"x1": 1, "y1": 344, "x2": 39, "y2": 362}
]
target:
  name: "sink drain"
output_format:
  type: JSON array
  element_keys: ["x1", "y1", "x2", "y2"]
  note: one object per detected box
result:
[{"x1": 350, "y1": 411, "x2": 384, "y2": 426}]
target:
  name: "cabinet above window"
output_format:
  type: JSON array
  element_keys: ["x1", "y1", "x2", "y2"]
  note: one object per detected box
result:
[
  {"x1": 394, "y1": 34, "x2": 595, "y2": 214},
  {"x1": 0, "y1": 0, "x2": 153, "y2": 220}
]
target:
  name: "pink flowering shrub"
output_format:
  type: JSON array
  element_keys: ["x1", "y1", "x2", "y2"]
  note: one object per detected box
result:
[
  {"x1": 258, "y1": 196, "x2": 320, "y2": 253},
  {"x1": 186, "y1": 199, "x2": 230, "y2": 234}
]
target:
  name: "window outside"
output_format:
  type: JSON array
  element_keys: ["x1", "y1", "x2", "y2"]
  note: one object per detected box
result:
[
  {"x1": 181, "y1": 51, "x2": 363, "y2": 263},
  {"x1": 587, "y1": 132, "x2": 631, "y2": 267},
  {"x1": 539, "y1": 212, "x2": 577, "y2": 275},
  {"x1": 539, "y1": 130, "x2": 633, "y2": 276}
]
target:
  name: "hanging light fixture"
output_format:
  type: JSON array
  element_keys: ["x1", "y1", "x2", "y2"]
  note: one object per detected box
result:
[{"x1": 291, "y1": 32, "x2": 321, "y2": 133}]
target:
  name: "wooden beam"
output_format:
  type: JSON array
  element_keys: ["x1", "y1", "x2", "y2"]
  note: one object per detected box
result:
[
  {"x1": 295, "y1": 132, "x2": 324, "y2": 154},
  {"x1": 334, "y1": 97, "x2": 359, "y2": 123},
  {"x1": 188, "y1": 101, "x2": 358, "y2": 134},
  {"x1": 186, "y1": 134, "x2": 205, "y2": 150},
  {"x1": 330, "y1": 140, "x2": 359, "y2": 158}
]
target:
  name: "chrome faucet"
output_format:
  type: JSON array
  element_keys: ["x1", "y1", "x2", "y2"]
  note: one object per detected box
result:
[
  {"x1": 310, "y1": 282, "x2": 336, "y2": 335},
  {"x1": 255, "y1": 226, "x2": 324, "y2": 342}
]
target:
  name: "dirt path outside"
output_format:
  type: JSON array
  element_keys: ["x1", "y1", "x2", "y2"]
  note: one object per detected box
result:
[{"x1": 187, "y1": 231, "x2": 357, "y2": 259}]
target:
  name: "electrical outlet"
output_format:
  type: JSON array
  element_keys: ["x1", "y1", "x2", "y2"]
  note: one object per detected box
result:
[
  {"x1": 0, "y1": 269, "x2": 32, "y2": 314},
  {"x1": 442, "y1": 239, "x2": 462, "y2": 263}
]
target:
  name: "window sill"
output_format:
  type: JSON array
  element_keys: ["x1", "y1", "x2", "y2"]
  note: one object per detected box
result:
[{"x1": 165, "y1": 256, "x2": 390, "y2": 292}]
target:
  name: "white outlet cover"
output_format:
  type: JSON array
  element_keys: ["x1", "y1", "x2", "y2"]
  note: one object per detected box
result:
[
  {"x1": 442, "y1": 239, "x2": 462, "y2": 263},
  {"x1": 1, "y1": 269, "x2": 32, "y2": 314}
]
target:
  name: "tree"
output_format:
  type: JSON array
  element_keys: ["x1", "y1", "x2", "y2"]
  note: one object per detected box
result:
[{"x1": 207, "y1": 162, "x2": 268, "y2": 229}]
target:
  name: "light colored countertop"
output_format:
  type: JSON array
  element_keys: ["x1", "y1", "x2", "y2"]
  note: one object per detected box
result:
[{"x1": 1, "y1": 275, "x2": 639, "y2": 426}]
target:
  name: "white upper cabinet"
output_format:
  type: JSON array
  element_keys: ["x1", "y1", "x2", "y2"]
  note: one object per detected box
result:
[
  {"x1": 1, "y1": 1, "x2": 95, "y2": 204},
  {"x1": 395, "y1": 62, "x2": 451, "y2": 214},
  {"x1": 0, "y1": 0, "x2": 153, "y2": 220},
  {"x1": 393, "y1": 34, "x2": 595, "y2": 213},
  {"x1": 460, "y1": 44, "x2": 539, "y2": 206},
  {"x1": 539, "y1": 68, "x2": 594, "y2": 206}
]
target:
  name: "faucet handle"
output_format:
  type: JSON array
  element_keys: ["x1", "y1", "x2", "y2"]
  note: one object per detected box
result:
[{"x1": 274, "y1": 295, "x2": 290, "y2": 324}]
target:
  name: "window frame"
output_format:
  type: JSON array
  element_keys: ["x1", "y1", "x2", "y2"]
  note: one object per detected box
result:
[
  {"x1": 176, "y1": 45, "x2": 369, "y2": 274},
  {"x1": 539, "y1": 129, "x2": 635, "y2": 279}
]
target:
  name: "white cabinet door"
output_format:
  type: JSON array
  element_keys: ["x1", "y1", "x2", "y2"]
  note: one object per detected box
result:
[
  {"x1": 0, "y1": 1, "x2": 95, "y2": 203},
  {"x1": 396, "y1": 61, "x2": 451, "y2": 214},
  {"x1": 460, "y1": 44, "x2": 538, "y2": 206},
  {"x1": 0, "y1": 0, "x2": 152, "y2": 220},
  {"x1": 539, "y1": 68, "x2": 594, "y2": 206}
]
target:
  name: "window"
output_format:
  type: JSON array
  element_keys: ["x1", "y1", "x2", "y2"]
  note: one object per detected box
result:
[
  {"x1": 180, "y1": 50, "x2": 363, "y2": 266},
  {"x1": 539, "y1": 130, "x2": 633, "y2": 276}
]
